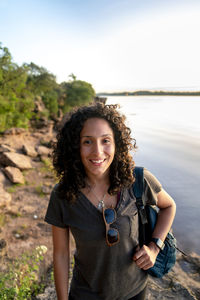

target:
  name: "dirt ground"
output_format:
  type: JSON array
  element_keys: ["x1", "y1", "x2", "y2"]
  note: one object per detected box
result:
[{"x1": 0, "y1": 158, "x2": 54, "y2": 268}]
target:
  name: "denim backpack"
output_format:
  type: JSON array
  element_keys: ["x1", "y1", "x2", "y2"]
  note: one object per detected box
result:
[{"x1": 133, "y1": 166, "x2": 177, "y2": 278}]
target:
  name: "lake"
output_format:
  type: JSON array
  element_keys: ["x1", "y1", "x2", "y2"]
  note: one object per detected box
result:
[{"x1": 106, "y1": 96, "x2": 200, "y2": 255}]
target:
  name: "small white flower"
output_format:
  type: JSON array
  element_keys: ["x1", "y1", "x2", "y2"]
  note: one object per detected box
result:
[{"x1": 36, "y1": 245, "x2": 48, "y2": 255}]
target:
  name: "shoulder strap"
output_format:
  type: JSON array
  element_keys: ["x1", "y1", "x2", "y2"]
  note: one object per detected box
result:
[
  {"x1": 133, "y1": 166, "x2": 144, "y2": 198},
  {"x1": 133, "y1": 167, "x2": 148, "y2": 225},
  {"x1": 133, "y1": 167, "x2": 148, "y2": 246}
]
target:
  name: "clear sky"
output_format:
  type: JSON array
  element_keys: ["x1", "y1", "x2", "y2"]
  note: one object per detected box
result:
[{"x1": 1, "y1": 0, "x2": 200, "y2": 92}]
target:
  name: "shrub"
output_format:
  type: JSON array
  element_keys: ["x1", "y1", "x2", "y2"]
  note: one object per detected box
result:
[{"x1": 0, "y1": 245, "x2": 48, "y2": 299}]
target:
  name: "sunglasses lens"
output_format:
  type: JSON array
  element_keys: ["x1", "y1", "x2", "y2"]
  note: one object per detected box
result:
[
  {"x1": 107, "y1": 228, "x2": 119, "y2": 244},
  {"x1": 104, "y1": 208, "x2": 116, "y2": 224}
]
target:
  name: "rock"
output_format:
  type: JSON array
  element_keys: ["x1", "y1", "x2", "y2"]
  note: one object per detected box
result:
[
  {"x1": 46, "y1": 121, "x2": 54, "y2": 137},
  {"x1": 0, "y1": 152, "x2": 32, "y2": 170},
  {"x1": 94, "y1": 96, "x2": 107, "y2": 104},
  {"x1": 3, "y1": 128, "x2": 27, "y2": 135},
  {"x1": 22, "y1": 143, "x2": 38, "y2": 157},
  {"x1": 34, "y1": 96, "x2": 46, "y2": 113},
  {"x1": 147, "y1": 252, "x2": 200, "y2": 299},
  {"x1": 31, "y1": 132, "x2": 44, "y2": 139},
  {"x1": 0, "y1": 186, "x2": 12, "y2": 208},
  {"x1": 36, "y1": 286, "x2": 57, "y2": 300},
  {"x1": 42, "y1": 186, "x2": 52, "y2": 194},
  {"x1": 39, "y1": 138, "x2": 54, "y2": 149},
  {"x1": 31, "y1": 117, "x2": 49, "y2": 129},
  {"x1": 6, "y1": 205, "x2": 21, "y2": 217},
  {"x1": 0, "y1": 239, "x2": 6, "y2": 250},
  {"x1": 0, "y1": 144, "x2": 15, "y2": 152},
  {"x1": 0, "y1": 239, "x2": 7, "y2": 257},
  {"x1": 0, "y1": 169, "x2": 8, "y2": 186},
  {"x1": 4, "y1": 166, "x2": 25, "y2": 184},
  {"x1": 21, "y1": 205, "x2": 36, "y2": 214},
  {"x1": 14, "y1": 233, "x2": 21, "y2": 239},
  {"x1": 36, "y1": 146, "x2": 51, "y2": 156}
]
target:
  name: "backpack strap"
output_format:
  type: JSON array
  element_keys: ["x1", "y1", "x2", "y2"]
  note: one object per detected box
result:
[
  {"x1": 133, "y1": 167, "x2": 148, "y2": 225},
  {"x1": 133, "y1": 166, "x2": 148, "y2": 246}
]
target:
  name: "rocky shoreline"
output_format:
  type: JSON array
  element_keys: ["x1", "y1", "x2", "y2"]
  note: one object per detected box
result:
[
  {"x1": 0, "y1": 126, "x2": 199, "y2": 299},
  {"x1": 35, "y1": 251, "x2": 200, "y2": 300}
]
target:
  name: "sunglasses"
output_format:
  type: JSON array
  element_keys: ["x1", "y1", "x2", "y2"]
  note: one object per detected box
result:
[{"x1": 102, "y1": 207, "x2": 119, "y2": 246}]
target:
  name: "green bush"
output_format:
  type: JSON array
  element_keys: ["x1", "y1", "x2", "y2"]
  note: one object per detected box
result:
[{"x1": 0, "y1": 245, "x2": 47, "y2": 299}]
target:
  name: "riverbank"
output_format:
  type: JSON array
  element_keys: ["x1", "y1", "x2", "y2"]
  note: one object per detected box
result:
[
  {"x1": 98, "y1": 90, "x2": 200, "y2": 96},
  {"x1": 0, "y1": 127, "x2": 199, "y2": 299},
  {"x1": 35, "y1": 247, "x2": 200, "y2": 300}
]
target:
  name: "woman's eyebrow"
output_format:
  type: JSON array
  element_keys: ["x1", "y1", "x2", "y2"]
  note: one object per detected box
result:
[{"x1": 80, "y1": 134, "x2": 113, "y2": 138}]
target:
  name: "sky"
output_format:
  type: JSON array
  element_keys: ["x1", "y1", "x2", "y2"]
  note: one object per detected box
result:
[{"x1": 0, "y1": 0, "x2": 200, "y2": 93}]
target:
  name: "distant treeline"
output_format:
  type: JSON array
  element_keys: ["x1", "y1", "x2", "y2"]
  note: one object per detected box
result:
[
  {"x1": 0, "y1": 43, "x2": 95, "y2": 132},
  {"x1": 98, "y1": 90, "x2": 200, "y2": 96}
]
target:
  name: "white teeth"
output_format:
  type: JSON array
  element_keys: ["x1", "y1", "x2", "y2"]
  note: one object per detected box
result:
[{"x1": 91, "y1": 159, "x2": 104, "y2": 163}]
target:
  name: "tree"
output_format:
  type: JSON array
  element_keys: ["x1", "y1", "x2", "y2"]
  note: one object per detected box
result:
[
  {"x1": 0, "y1": 44, "x2": 34, "y2": 131},
  {"x1": 0, "y1": 44, "x2": 28, "y2": 96},
  {"x1": 25, "y1": 63, "x2": 58, "y2": 95},
  {"x1": 60, "y1": 77, "x2": 95, "y2": 112},
  {"x1": 42, "y1": 90, "x2": 58, "y2": 117},
  {"x1": 25, "y1": 62, "x2": 60, "y2": 117},
  {"x1": 68, "y1": 73, "x2": 77, "y2": 81}
]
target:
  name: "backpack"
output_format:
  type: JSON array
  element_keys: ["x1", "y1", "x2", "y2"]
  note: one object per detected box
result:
[{"x1": 133, "y1": 166, "x2": 177, "y2": 278}]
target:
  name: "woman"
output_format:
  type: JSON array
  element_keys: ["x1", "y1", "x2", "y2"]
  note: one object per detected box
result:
[{"x1": 45, "y1": 103, "x2": 176, "y2": 300}]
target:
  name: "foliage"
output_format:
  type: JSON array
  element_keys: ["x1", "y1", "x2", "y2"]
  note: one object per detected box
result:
[
  {"x1": 0, "y1": 245, "x2": 47, "y2": 299},
  {"x1": 0, "y1": 213, "x2": 7, "y2": 227},
  {"x1": 61, "y1": 78, "x2": 95, "y2": 112},
  {"x1": 35, "y1": 185, "x2": 46, "y2": 197},
  {"x1": 5, "y1": 184, "x2": 23, "y2": 194},
  {"x1": 0, "y1": 44, "x2": 34, "y2": 131},
  {"x1": 42, "y1": 90, "x2": 58, "y2": 117},
  {"x1": 25, "y1": 63, "x2": 57, "y2": 95},
  {"x1": 0, "y1": 42, "x2": 96, "y2": 131}
]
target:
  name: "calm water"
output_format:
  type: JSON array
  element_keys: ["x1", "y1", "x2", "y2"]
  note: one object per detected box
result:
[{"x1": 106, "y1": 96, "x2": 200, "y2": 255}]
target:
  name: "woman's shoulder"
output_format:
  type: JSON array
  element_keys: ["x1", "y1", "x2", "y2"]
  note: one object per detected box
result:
[
  {"x1": 50, "y1": 183, "x2": 67, "y2": 203},
  {"x1": 52, "y1": 183, "x2": 59, "y2": 192},
  {"x1": 50, "y1": 183, "x2": 80, "y2": 206},
  {"x1": 143, "y1": 167, "x2": 162, "y2": 194},
  {"x1": 51, "y1": 183, "x2": 60, "y2": 197}
]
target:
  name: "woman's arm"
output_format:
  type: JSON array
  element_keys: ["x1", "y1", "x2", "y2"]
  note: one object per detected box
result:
[
  {"x1": 52, "y1": 225, "x2": 70, "y2": 300},
  {"x1": 133, "y1": 188, "x2": 176, "y2": 270},
  {"x1": 152, "y1": 189, "x2": 176, "y2": 241}
]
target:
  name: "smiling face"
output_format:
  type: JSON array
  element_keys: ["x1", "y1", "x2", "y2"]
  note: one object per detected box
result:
[{"x1": 80, "y1": 118, "x2": 115, "y2": 181}]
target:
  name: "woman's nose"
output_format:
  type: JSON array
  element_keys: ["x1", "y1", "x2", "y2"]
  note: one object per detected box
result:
[{"x1": 92, "y1": 141, "x2": 103, "y2": 155}]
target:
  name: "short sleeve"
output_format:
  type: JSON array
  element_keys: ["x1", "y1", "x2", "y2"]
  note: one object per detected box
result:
[
  {"x1": 44, "y1": 185, "x2": 68, "y2": 228},
  {"x1": 143, "y1": 168, "x2": 162, "y2": 205}
]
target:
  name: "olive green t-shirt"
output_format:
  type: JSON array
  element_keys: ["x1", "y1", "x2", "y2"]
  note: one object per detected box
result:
[{"x1": 45, "y1": 168, "x2": 162, "y2": 300}]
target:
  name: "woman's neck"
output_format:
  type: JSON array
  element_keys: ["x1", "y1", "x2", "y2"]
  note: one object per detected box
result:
[{"x1": 86, "y1": 175, "x2": 109, "y2": 187}]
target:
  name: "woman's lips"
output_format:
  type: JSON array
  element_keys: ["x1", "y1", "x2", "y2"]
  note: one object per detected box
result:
[{"x1": 89, "y1": 159, "x2": 106, "y2": 166}]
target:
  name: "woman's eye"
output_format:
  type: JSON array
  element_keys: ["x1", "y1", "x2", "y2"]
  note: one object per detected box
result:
[
  {"x1": 103, "y1": 139, "x2": 110, "y2": 143},
  {"x1": 83, "y1": 140, "x2": 91, "y2": 144}
]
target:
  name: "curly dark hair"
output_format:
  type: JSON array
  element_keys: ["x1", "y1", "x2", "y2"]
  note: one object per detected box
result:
[{"x1": 53, "y1": 102, "x2": 137, "y2": 202}]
